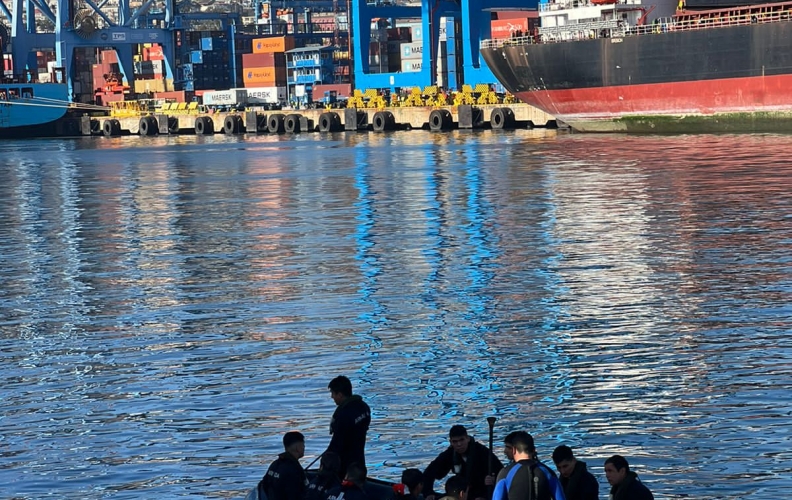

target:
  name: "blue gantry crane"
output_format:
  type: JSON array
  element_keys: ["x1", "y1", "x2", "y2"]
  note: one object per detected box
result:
[{"x1": 351, "y1": 0, "x2": 537, "y2": 91}]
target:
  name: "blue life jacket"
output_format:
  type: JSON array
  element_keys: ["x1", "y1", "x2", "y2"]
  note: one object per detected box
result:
[{"x1": 493, "y1": 462, "x2": 567, "y2": 500}]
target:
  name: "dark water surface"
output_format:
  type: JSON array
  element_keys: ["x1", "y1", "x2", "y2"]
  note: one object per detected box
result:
[{"x1": 1, "y1": 131, "x2": 790, "y2": 499}]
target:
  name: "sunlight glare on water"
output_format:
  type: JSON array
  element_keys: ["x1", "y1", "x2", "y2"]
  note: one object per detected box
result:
[{"x1": 0, "y1": 131, "x2": 790, "y2": 499}]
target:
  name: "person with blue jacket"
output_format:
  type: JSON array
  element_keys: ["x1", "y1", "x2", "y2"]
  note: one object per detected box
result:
[{"x1": 493, "y1": 432, "x2": 565, "y2": 500}]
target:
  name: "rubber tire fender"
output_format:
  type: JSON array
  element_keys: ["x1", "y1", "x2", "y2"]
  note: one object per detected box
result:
[
  {"x1": 139, "y1": 115, "x2": 158, "y2": 136},
  {"x1": 268, "y1": 113, "x2": 285, "y2": 134},
  {"x1": 284, "y1": 114, "x2": 302, "y2": 133},
  {"x1": 372, "y1": 111, "x2": 395, "y2": 132},
  {"x1": 102, "y1": 119, "x2": 117, "y2": 137},
  {"x1": 318, "y1": 112, "x2": 341, "y2": 132},
  {"x1": 429, "y1": 109, "x2": 453, "y2": 131},
  {"x1": 195, "y1": 116, "x2": 214, "y2": 135},
  {"x1": 224, "y1": 114, "x2": 242, "y2": 134},
  {"x1": 490, "y1": 107, "x2": 516, "y2": 130}
]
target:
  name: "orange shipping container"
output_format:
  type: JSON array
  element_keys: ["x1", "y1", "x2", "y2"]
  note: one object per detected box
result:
[
  {"x1": 490, "y1": 18, "x2": 529, "y2": 39},
  {"x1": 252, "y1": 36, "x2": 295, "y2": 54},
  {"x1": 242, "y1": 52, "x2": 286, "y2": 68},
  {"x1": 243, "y1": 65, "x2": 287, "y2": 86},
  {"x1": 148, "y1": 44, "x2": 165, "y2": 61}
]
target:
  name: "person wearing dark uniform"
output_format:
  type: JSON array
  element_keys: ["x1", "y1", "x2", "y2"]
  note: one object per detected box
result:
[
  {"x1": 325, "y1": 462, "x2": 371, "y2": 500},
  {"x1": 326, "y1": 376, "x2": 371, "y2": 479},
  {"x1": 493, "y1": 431, "x2": 564, "y2": 500},
  {"x1": 305, "y1": 452, "x2": 342, "y2": 500},
  {"x1": 394, "y1": 468, "x2": 424, "y2": 500},
  {"x1": 257, "y1": 431, "x2": 307, "y2": 500},
  {"x1": 552, "y1": 445, "x2": 599, "y2": 500},
  {"x1": 422, "y1": 424, "x2": 503, "y2": 500},
  {"x1": 604, "y1": 455, "x2": 654, "y2": 500}
]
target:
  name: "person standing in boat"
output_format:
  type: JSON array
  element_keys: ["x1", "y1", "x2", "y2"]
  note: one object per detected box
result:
[
  {"x1": 551, "y1": 445, "x2": 598, "y2": 500},
  {"x1": 604, "y1": 455, "x2": 654, "y2": 500},
  {"x1": 422, "y1": 424, "x2": 503, "y2": 500},
  {"x1": 326, "y1": 376, "x2": 372, "y2": 479},
  {"x1": 492, "y1": 431, "x2": 565, "y2": 500},
  {"x1": 257, "y1": 431, "x2": 307, "y2": 500}
]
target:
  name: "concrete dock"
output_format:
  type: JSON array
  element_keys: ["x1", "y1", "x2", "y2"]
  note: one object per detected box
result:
[{"x1": 80, "y1": 103, "x2": 557, "y2": 136}]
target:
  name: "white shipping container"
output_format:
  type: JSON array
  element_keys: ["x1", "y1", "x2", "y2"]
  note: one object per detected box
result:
[
  {"x1": 202, "y1": 89, "x2": 248, "y2": 106},
  {"x1": 245, "y1": 87, "x2": 288, "y2": 104},
  {"x1": 401, "y1": 42, "x2": 423, "y2": 60},
  {"x1": 401, "y1": 59, "x2": 422, "y2": 73}
]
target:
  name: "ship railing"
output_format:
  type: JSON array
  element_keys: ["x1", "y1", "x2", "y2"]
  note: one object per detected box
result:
[
  {"x1": 538, "y1": 18, "x2": 622, "y2": 40},
  {"x1": 628, "y1": 9, "x2": 792, "y2": 35},
  {"x1": 538, "y1": 0, "x2": 638, "y2": 12},
  {"x1": 481, "y1": 5, "x2": 792, "y2": 47}
]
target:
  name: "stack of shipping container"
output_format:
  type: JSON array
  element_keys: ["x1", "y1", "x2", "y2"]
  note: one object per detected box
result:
[
  {"x1": 242, "y1": 36, "x2": 292, "y2": 87},
  {"x1": 133, "y1": 43, "x2": 167, "y2": 94},
  {"x1": 182, "y1": 31, "x2": 233, "y2": 91}
]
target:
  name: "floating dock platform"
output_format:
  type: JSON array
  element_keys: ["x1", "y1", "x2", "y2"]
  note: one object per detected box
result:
[{"x1": 78, "y1": 103, "x2": 556, "y2": 136}]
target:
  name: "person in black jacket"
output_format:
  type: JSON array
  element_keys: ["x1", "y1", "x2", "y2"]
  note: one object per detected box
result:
[
  {"x1": 552, "y1": 445, "x2": 598, "y2": 500},
  {"x1": 257, "y1": 431, "x2": 307, "y2": 500},
  {"x1": 604, "y1": 455, "x2": 654, "y2": 500},
  {"x1": 326, "y1": 462, "x2": 371, "y2": 500},
  {"x1": 326, "y1": 376, "x2": 371, "y2": 479},
  {"x1": 394, "y1": 468, "x2": 424, "y2": 500},
  {"x1": 423, "y1": 424, "x2": 503, "y2": 500},
  {"x1": 493, "y1": 431, "x2": 564, "y2": 500},
  {"x1": 305, "y1": 452, "x2": 342, "y2": 500}
]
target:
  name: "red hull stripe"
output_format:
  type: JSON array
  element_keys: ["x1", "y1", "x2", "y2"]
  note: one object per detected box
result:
[{"x1": 515, "y1": 74, "x2": 792, "y2": 120}]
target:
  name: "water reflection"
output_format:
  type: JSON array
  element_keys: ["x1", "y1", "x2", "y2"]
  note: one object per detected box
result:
[{"x1": 0, "y1": 132, "x2": 790, "y2": 499}]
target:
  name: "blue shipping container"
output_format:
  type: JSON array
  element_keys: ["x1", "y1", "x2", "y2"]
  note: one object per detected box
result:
[
  {"x1": 201, "y1": 37, "x2": 213, "y2": 51},
  {"x1": 190, "y1": 50, "x2": 203, "y2": 64}
]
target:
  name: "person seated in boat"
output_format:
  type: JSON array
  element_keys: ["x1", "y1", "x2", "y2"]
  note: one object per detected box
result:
[
  {"x1": 393, "y1": 468, "x2": 424, "y2": 500},
  {"x1": 422, "y1": 424, "x2": 503, "y2": 500},
  {"x1": 257, "y1": 431, "x2": 307, "y2": 500},
  {"x1": 326, "y1": 375, "x2": 372, "y2": 479},
  {"x1": 604, "y1": 455, "x2": 654, "y2": 500},
  {"x1": 438, "y1": 475, "x2": 467, "y2": 500},
  {"x1": 326, "y1": 462, "x2": 371, "y2": 500},
  {"x1": 493, "y1": 431, "x2": 564, "y2": 500},
  {"x1": 552, "y1": 445, "x2": 598, "y2": 500},
  {"x1": 305, "y1": 452, "x2": 342, "y2": 500}
]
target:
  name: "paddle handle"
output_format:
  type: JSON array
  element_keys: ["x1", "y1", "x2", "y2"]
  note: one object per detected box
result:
[{"x1": 486, "y1": 416, "x2": 497, "y2": 476}]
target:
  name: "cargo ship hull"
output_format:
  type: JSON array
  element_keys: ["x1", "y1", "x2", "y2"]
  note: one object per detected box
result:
[
  {"x1": 1, "y1": 83, "x2": 70, "y2": 137},
  {"x1": 481, "y1": 19, "x2": 792, "y2": 132}
]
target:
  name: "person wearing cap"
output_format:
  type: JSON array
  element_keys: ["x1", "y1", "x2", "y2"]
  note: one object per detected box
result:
[
  {"x1": 326, "y1": 375, "x2": 372, "y2": 479},
  {"x1": 257, "y1": 431, "x2": 307, "y2": 500},
  {"x1": 552, "y1": 445, "x2": 598, "y2": 500},
  {"x1": 422, "y1": 424, "x2": 503, "y2": 500},
  {"x1": 493, "y1": 431, "x2": 564, "y2": 500},
  {"x1": 604, "y1": 455, "x2": 654, "y2": 500}
]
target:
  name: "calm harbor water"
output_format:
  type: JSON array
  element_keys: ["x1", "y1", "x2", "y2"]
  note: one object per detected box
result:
[{"x1": 1, "y1": 130, "x2": 790, "y2": 499}]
